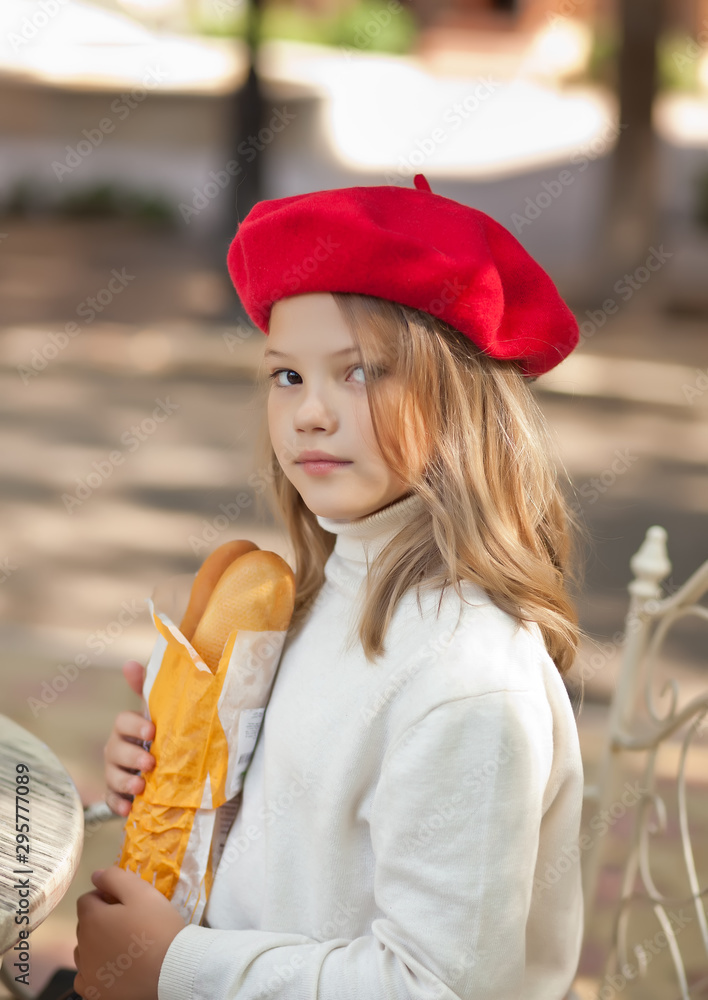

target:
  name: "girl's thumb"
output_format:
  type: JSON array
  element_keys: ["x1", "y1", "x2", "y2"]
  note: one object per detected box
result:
[
  {"x1": 90, "y1": 868, "x2": 120, "y2": 904},
  {"x1": 122, "y1": 660, "x2": 145, "y2": 697}
]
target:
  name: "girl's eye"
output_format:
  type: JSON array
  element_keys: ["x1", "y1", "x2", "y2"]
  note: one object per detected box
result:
[
  {"x1": 348, "y1": 364, "x2": 386, "y2": 384},
  {"x1": 268, "y1": 369, "x2": 301, "y2": 387},
  {"x1": 268, "y1": 365, "x2": 386, "y2": 387}
]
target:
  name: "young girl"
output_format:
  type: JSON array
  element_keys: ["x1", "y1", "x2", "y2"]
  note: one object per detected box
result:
[{"x1": 75, "y1": 173, "x2": 588, "y2": 1000}]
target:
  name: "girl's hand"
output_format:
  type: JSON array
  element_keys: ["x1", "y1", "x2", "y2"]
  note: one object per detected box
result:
[
  {"x1": 103, "y1": 661, "x2": 156, "y2": 817},
  {"x1": 73, "y1": 866, "x2": 186, "y2": 1000}
]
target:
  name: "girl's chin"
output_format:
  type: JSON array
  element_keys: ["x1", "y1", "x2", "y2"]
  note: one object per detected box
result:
[
  {"x1": 296, "y1": 492, "x2": 375, "y2": 521},
  {"x1": 300, "y1": 492, "x2": 411, "y2": 522},
  {"x1": 305, "y1": 502, "x2": 371, "y2": 521}
]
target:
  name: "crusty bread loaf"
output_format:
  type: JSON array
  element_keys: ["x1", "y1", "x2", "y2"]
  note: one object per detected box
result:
[
  {"x1": 179, "y1": 539, "x2": 258, "y2": 642},
  {"x1": 190, "y1": 549, "x2": 296, "y2": 672},
  {"x1": 119, "y1": 541, "x2": 295, "y2": 919}
]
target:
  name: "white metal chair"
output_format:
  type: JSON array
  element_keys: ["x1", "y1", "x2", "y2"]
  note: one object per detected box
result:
[
  {"x1": 572, "y1": 525, "x2": 708, "y2": 999},
  {"x1": 0, "y1": 802, "x2": 121, "y2": 1000}
]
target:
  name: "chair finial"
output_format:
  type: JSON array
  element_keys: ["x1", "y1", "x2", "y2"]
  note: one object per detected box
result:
[{"x1": 629, "y1": 525, "x2": 672, "y2": 602}]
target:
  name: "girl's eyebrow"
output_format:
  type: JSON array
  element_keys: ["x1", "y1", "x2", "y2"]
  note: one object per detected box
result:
[{"x1": 263, "y1": 346, "x2": 361, "y2": 360}]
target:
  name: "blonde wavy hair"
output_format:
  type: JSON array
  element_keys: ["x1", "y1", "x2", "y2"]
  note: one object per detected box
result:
[{"x1": 254, "y1": 293, "x2": 590, "y2": 680}]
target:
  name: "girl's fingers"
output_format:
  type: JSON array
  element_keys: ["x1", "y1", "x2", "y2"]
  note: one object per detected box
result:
[
  {"x1": 122, "y1": 659, "x2": 146, "y2": 697},
  {"x1": 104, "y1": 732, "x2": 155, "y2": 772},
  {"x1": 105, "y1": 762, "x2": 146, "y2": 798},
  {"x1": 102, "y1": 702, "x2": 154, "y2": 818},
  {"x1": 113, "y1": 710, "x2": 154, "y2": 743},
  {"x1": 105, "y1": 790, "x2": 133, "y2": 817}
]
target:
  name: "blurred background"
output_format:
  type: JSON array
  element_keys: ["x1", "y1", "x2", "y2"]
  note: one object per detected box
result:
[{"x1": 0, "y1": 0, "x2": 707, "y2": 997}]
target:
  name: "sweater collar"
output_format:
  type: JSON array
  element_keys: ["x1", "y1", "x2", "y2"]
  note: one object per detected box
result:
[{"x1": 316, "y1": 492, "x2": 425, "y2": 565}]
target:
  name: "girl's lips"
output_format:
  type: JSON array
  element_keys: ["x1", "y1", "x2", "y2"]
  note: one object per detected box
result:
[{"x1": 298, "y1": 459, "x2": 352, "y2": 476}]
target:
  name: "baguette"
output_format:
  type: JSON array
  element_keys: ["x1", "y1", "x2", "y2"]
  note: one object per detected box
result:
[
  {"x1": 191, "y1": 549, "x2": 295, "y2": 671},
  {"x1": 118, "y1": 540, "x2": 295, "y2": 919},
  {"x1": 179, "y1": 539, "x2": 259, "y2": 642}
]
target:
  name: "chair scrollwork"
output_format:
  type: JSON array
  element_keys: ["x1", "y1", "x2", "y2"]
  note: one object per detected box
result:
[{"x1": 579, "y1": 526, "x2": 708, "y2": 1000}]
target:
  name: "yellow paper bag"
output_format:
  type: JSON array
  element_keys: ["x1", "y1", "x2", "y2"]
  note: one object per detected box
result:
[{"x1": 118, "y1": 546, "x2": 295, "y2": 925}]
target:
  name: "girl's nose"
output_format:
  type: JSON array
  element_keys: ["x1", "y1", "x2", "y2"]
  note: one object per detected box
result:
[{"x1": 293, "y1": 385, "x2": 338, "y2": 434}]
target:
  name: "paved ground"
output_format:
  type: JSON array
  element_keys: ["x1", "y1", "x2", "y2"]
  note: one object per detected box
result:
[{"x1": 0, "y1": 213, "x2": 707, "y2": 998}]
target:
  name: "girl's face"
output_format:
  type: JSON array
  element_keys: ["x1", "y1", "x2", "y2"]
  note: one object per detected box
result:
[{"x1": 266, "y1": 292, "x2": 410, "y2": 520}]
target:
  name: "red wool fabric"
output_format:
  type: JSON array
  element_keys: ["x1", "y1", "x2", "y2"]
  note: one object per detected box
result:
[{"x1": 226, "y1": 173, "x2": 579, "y2": 378}]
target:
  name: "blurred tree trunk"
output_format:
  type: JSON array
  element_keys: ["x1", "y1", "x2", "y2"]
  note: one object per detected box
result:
[
  {"x1": 232, "y1": 0, "x2": 264, "y2": 228},
  {"x1": 603, "y1": 0, "x2": 666, "y2": 276}
]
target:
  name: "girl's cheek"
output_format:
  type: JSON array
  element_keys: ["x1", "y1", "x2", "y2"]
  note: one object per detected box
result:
[{"x1": 266, "y1": 399, "x2": 283, "y2": 444}]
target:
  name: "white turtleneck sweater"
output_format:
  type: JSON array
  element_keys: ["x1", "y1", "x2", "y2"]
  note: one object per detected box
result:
[{"x1": 158, "y1": 493, "x2": 584, "y2": 1000}]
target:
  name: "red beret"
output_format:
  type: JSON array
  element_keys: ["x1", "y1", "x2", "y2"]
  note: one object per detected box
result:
[{"x1": 226, "y1": 174, "x2": 579, "y2": 378}]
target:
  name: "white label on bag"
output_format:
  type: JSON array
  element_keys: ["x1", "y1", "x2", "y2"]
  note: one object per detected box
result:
[{"x1": 236, "y1": 707, "x2": 265, "y2": 770}]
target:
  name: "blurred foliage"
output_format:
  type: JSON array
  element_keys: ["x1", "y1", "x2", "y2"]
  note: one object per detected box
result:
[
  {"x1": 583, "y1": 22, "x2": 706, "y2": 93},
  {"x1": 2, "y1": 181, "x2": 177, "y2": 224},
  {"x1": 586, "y1": 20, "x2": 618, "y2": 88},
  {"x1": 197, "y1": 0, "x2": 418, "y2": 53},
  {"x1": 57, "y1": 184, "x2": 176, "y2": 222},
  {"x1": 658, "y1": 32, "x2": 704, "y2": 92}
]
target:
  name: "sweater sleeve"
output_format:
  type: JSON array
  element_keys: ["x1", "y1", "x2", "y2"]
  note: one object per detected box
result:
[{"x1": 158, "y1": 690, "x2": 554, "y2": 1000}]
